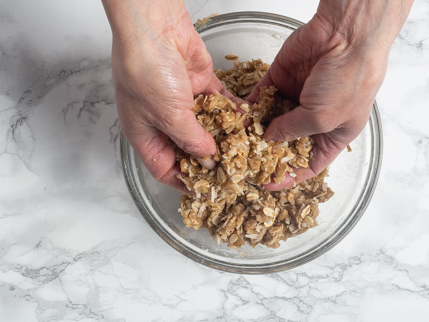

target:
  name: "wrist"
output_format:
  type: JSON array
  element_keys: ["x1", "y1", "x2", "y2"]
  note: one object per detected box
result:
[
  {"x1": 317, "y1": 0, "x2": 413, "y2": 54},
  {"x1": 102, "y1": 0, "x2": 188, "y2": 44}
]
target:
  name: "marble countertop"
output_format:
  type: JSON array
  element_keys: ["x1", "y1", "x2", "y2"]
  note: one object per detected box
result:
[{"x1": 1, "y1": 0, "x2": 428, "y2": 321}]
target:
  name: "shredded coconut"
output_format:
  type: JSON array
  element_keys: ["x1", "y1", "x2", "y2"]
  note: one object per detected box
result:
[{"x1": 175, "y1": 56, "x2": 334, "y2": 249}]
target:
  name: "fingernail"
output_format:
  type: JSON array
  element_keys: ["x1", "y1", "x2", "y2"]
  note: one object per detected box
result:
[{"x1": 197, "y1": 157, "x2": 216, "y2": 170}]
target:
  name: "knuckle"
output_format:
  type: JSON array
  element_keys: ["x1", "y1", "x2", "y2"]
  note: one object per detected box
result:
[
  {"x1": 309, "y1": 114, "x2": 338, "y2": 134},
  {"x1": 181, "y1": 141, "x2": 205, "y2": 157},
  {"x1": 153, "y1": 169, "x2": 167, "y2": 183}
]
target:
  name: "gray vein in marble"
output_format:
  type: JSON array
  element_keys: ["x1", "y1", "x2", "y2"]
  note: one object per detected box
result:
[
  {"x1": 109, "y1": 118, "x2": 120, "y2": 153},
  {"x1": 1, "y1": 0, "x2": 429, "y2": 321},
  {"x1": 189, "y1": 0, "x2": 210, "y2": 20}
]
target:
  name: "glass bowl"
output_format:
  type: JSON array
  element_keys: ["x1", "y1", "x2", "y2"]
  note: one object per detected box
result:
[{"x1": 120, "y1": 12, "x2": 382, "y2": 274}]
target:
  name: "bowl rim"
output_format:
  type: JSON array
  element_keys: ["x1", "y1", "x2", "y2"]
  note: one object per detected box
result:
[
  {"x1": 120, "y1": 12, "x2": 383, "y2": 274},
  {"x1": 194, "y1": 11, "x2": 304, "y2": 32}
]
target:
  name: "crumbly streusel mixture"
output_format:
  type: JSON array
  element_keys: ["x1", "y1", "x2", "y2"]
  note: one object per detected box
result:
[{"x1": 176, "y1": 57, "x2": 334, "y2": 249}]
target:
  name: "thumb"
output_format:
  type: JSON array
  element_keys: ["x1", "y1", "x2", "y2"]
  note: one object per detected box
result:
[
  {"x1": 159, "y1": 109, "x2": 217, "y2": 158},
  {"x1": 263, "y1": 105, "x2": 337, "y2": 142},
  {"x1": 264, "y1": 133, "x2": 348, "y2": 191},
  {"x1": 263, "y1": 107, "x2": 352, "y2": 191}
]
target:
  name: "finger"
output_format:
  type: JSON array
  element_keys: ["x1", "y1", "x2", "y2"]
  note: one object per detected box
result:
[
  {"x1": 125, "y1": 125, "x2": 191, "y2": 194},
  {"x1": 202, "y1": 72, "x2": 224, "y2": 94},
  {"x1": 158, "y1": 108, "x2": 217, "y2": 158},
  {"x1": 263, "y1": 105, "x2": 337, "y2": 142},
  {"x1": 153, "y1": 73, "x2": 245, "y2": 170},
  {"x1": 264, "y1": 133, "x2": 348, "y2": 191},
  {"x1": 245, "y1": 51, "x2": 303, "y2": 104}
]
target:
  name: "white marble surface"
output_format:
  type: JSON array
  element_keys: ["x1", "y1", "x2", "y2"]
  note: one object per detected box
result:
[{"x1": 1, "y1": 0, "x2": 429, "y2": 321}]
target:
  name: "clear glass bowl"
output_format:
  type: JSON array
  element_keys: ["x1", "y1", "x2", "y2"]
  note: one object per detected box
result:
[{"x1": 120, "y1": 12, "x2": 382, "y2": 274}]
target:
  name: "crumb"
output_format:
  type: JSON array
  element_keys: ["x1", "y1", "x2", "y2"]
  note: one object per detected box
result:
[
  {"x1": 176, "y1": 58, "x2": 334, "y2": 249},
  {"x1": 195, "y1": 14, "x2": 219, "y2": 29}
]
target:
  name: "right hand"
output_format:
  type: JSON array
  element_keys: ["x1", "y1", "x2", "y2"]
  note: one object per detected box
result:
[{"x1": 102, "y1": 0, "x2": 234, "y2": 192}]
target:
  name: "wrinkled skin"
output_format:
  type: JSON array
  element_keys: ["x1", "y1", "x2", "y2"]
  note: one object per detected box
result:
[
  {"x1": 247, "y1": 0, "x2": 413, "y2": 190},
  {"x1": 102, "y1": 0, "x2": 413, "y2": 191},
  {"x1": 103, "y1": 0, "x2": 239, "y2": 192}
]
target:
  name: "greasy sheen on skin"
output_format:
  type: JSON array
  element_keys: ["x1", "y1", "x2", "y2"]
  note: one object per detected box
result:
[{"x1": 102, "y1": 0, "x2": 239, "y2": 192}]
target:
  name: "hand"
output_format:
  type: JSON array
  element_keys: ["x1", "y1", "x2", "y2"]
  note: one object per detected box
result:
[
  {"x1": 247, "y1": 0, "x2": 413, "y2": 190},
  {"x1": 102, "y1": 0, "x2": 234, "y2": 191}
]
